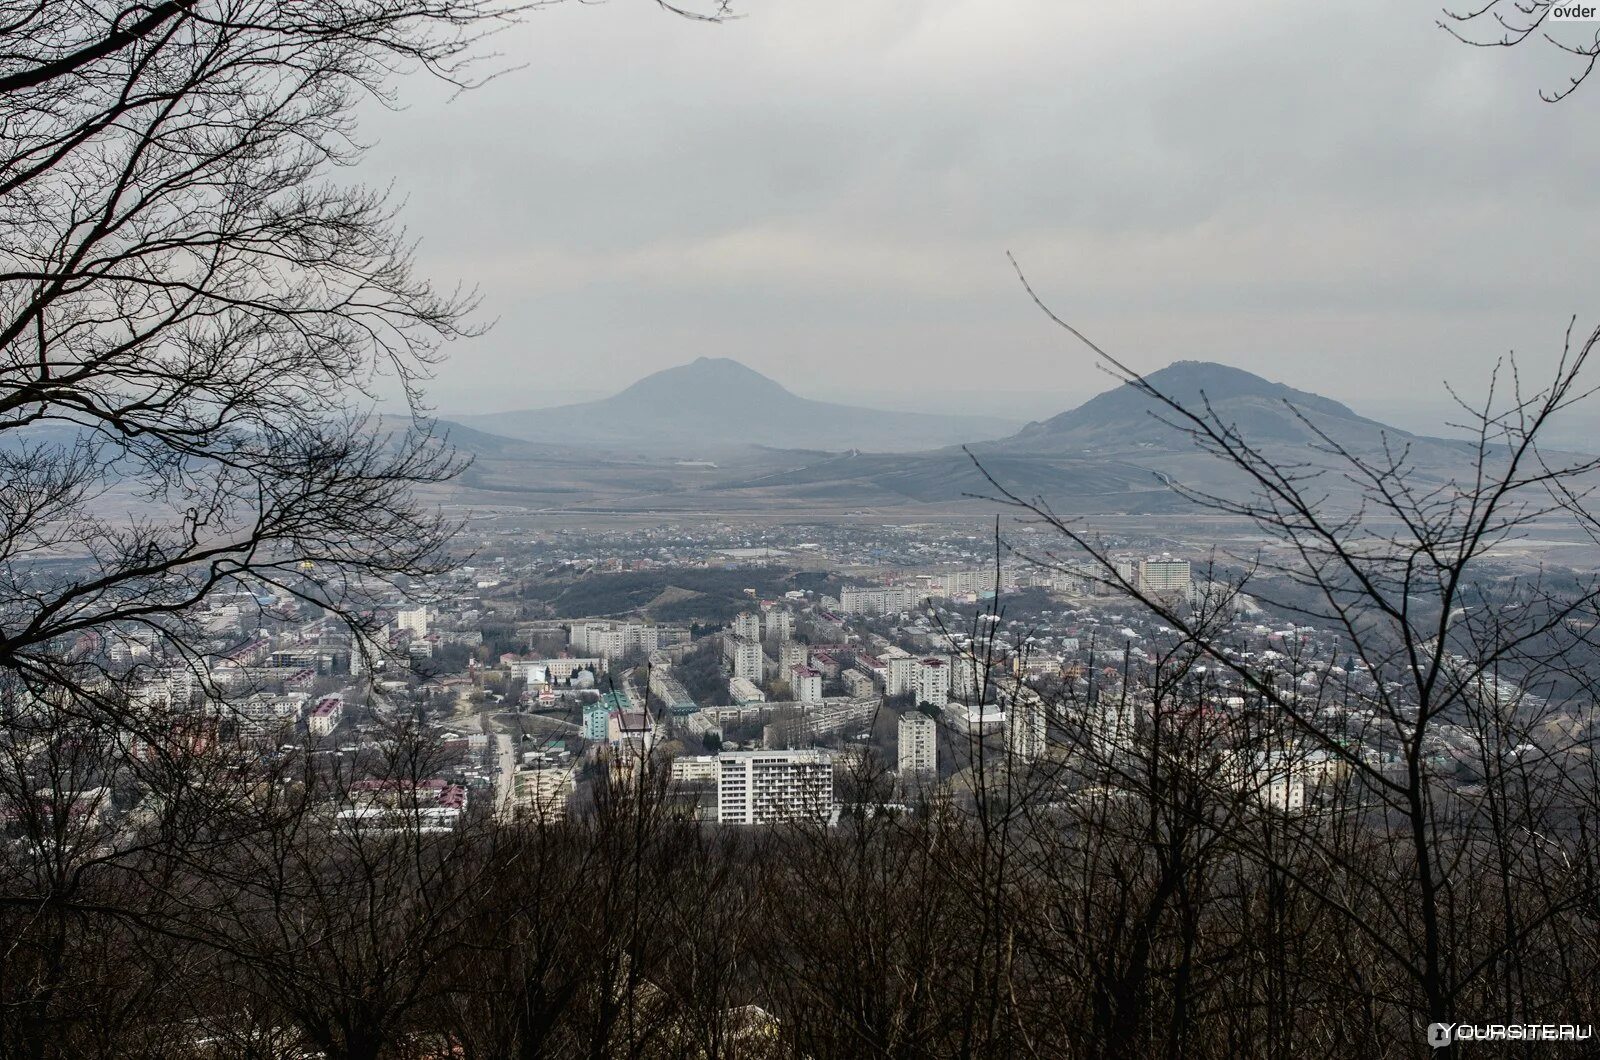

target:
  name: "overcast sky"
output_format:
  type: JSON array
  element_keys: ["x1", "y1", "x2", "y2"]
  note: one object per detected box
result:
[{"x1": 358, "y1": 0, "x2": 1598, "y2": 429}]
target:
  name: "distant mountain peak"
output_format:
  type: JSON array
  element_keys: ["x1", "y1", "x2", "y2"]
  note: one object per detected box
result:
[
  {"x1": 989, "y1": 359, "x2": 1401, "y2": 453},
  {"x1": 453, "y1": 356, "x2": 1022, "y2": 453},
  {"x1": 1132, "y1": 360, "x2": 1357, "y2": 416},
  {"x1": 615, "y1": 357, "x2": 796, "y2": 405}
]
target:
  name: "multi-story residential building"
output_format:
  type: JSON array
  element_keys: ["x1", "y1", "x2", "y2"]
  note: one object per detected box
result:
[
  {"x1": 724, "y1": 633, "x2": 763, "y2": 681},
  {"x1": 926, "y1": 569, "x2": 1009, "y2": 599},
  {"x1": 268, "y1": 645, "x2": 343, "y2": 673},
  {"x1": 512, "y1": 766, "x2": 575, "y2": 823},
  {"x1": 307, "y1": 694, "x2": 342, "y2": 737},
  {"x1": 791, "y1": 664, "x2": 823, "y2": 704},
  {"x1": 951, "y1": 652, "x2": 991, "y2": 703},
  {"x1": 648, "y1": 670, "x2": 698, "y2": 715},
  {"x1": 1137, "y1": 556, "x2": 1192, "y2": 595},
  {"x1": 763, "y1": 696, "x2": 878, "y2": 748},
  {"x1": 1088, "y1": 693, "x2": 1138, "y2": 758},
  {"x1": 1005, "y1": 690, "x2": 1048, "y2": 761},
  {"x1": 1231, "y1": 751, "x2": 1308, "y2": 813},
  {"x1": 717, "y1": 749, "x2": 834, "y2": 825},
  {"x1": 396, "y1": 606, "x2": 429, "y2": 637},
  {"x1": 732, "y1": 612, "x2": 763, "y2": 642},
  {"x1": 236, "y1": 692, "x2": 307, "y2": 739},
  {"x1": 838, "y1": 585, "x2": 921, "y2": 616},
  {"x1": 778, "y1": 640, "x2": 808, "y2": 674},
  {"x1": 885, "y1": 654, "x2": 918, "y2": 696},
  {"x1": 670, "y1": 755, "x2": 719, "y2": 784},
  {"x1": 898, "y1": 711, "x2": 937, "y2": 775},
  {"x1": 764, "y1": 609, "x2": 794, "y2": 642},
  {"x1": 729, "y1": 676, "x2": 766, "y2": 705},
  {"x1": 842, "y1": 669, "x2": 876, "y2": 698},
  {"x1": 582, "y1": 697, "x2": 614, "y2": 741},
  {"x1": 569, "y1": 620, "x2": 672, "y2": 659},
  {"x1": 914, "y1": 656, "x2": 950, "y2": 709}
]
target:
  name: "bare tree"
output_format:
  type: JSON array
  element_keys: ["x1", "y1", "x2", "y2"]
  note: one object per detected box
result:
[
  {"x1": 1440, "y1": 0, "x2": 1600, "y2": 101},
  {"x1": 0, "y1": 2, "x2": 730, "y2": 1052},
  {"x1": 973, "y1": 262, "x2": 1600, "y2": 1053}
]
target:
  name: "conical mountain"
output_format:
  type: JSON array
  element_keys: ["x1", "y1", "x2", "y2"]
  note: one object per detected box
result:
[
  {"x1": 455, "y1": 357, "x2": 1018, "y2": 453},
  {"x1": 980, "y1": 360, "x2": 1433, "y2": 455}
]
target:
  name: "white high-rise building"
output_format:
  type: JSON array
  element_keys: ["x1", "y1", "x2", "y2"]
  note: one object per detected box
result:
[
  {"x1": 1090, "y1": 694, "x2": 1138, "y2": 758},
  {"x1": 717, "y1": 749, "x2": 834, "y2": 825},
  {"x1": 1137, "y1": 556, "x2": 1192, "y2": 595},
  {"x1": 513, "y1": 766, "x2": 575, "y2": 823},
  {"x1": 732, "y1": 612, "x2": 763, "y2": 642},
  {"x1": 914, "y1": 657, "x2": 950, "y2": 709},
  {"x1": 898, "y1": 712, "x2": 937, "y2": 775},
  {"x1": 885, "y1": 655, "x2": 919, "y2": 697},
  {"x1": 951, "y1": 653, "x2": 990, "y2": 703},
  {"x1": 779, "y1": 640, "x2": 808, "y2": 674},
  {"x1": 1006, "y1": 691, "x2": 1048, "y2": 761},
  {"x1": 765, "y1": 609, "x2": 794, "y2": 642},
  {"x1": 724, "y1": 634, "x2": 763, "y2": 682},
  {"x1": 396, "y1": 606, "x2": 428, "y2": 637}
]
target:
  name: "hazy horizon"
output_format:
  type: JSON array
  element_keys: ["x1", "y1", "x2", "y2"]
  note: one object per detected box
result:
[{"x1": 431, "y1": 353, "x2": 1599, "y2": 450}]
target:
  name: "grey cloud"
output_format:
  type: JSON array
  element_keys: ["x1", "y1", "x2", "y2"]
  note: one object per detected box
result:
[{"x1": 355, "y1": 0, "x2": 1600, "y2": 421}]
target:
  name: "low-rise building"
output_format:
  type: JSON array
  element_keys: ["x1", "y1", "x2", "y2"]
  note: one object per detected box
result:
[
  {"x1": 308, "y1": 694, "x2": 343, "y2": 737},
  {"x1": 791, "y1": 664, "x2": 823, "y2": 704},
  {"x1": 729, "y1": 676, "x2": 767, "y2": 705},
  {"x1": 670, "y1": 754, "x2": 719, "y2": 784}
]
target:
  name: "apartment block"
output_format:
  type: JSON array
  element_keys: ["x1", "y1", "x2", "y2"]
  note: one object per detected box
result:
[
  {"x1": 791, "y1": 664, "x2": 823, "y2": 704},
  {"x1": 724, "y1": 632, "x2": 763, "y2": 681},
  {"x1": 764, "y1": 609, "x2": 795, "y2": 642},
  {"x1": 897, "y1": 711, "x2": 937, "y2": 775},
  {"x1": 569, "y1": 620, "x2": 669, "y2": 659},
  {"x1": 1137, "y1": 556, "x2": 1192, "y2": 595},
  {"x1": 732, "y1": 612, "x2": 763, "y2": 642},
  {"x1": 717, "y1": 749, "x2": 834, "y2": 825},
  {"x1": 837, "y1": 585, "x2": 922, "y2": 616}
]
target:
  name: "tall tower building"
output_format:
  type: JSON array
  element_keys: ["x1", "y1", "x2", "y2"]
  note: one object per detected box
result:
[
  {"x1": 732, "y1": 612, "x2": 763, "y2": 642},
  {"x1": 1006, "y1": 690, "x2": 1048, "y2": 761},
  {"x1": 765, "y1": 609, "x2": 794, "y2": 642},
  {"x1": 724, "y1": 633, "x2": 763, "y2": 681},
  {"x1": 898, "y1": 712, "x2": 937, "y2": 775}
]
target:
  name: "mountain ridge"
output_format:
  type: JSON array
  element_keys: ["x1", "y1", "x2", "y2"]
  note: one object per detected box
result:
[{"x1": 686, "y1": 359, "x2": 1482, "y2": 512}]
